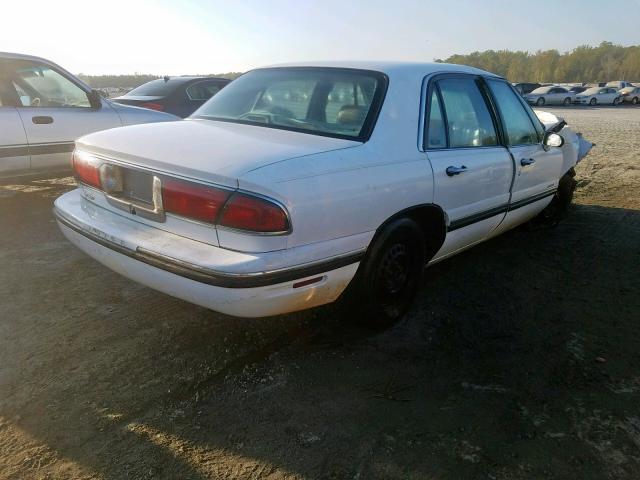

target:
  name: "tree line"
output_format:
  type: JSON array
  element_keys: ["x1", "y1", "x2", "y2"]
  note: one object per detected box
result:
[
  {"x1": 78, "y1": 72, "x2": 243, "y2": 89},
  {"x1": 436, "y1": 42, "x2": 640, "y2": 83},
  {"x1": 78, "y1": 41, "x2": 640, "y2": 88}
]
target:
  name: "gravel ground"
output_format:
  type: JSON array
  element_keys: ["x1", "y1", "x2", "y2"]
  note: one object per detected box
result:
[{"x1": 1, "y1": 106, "x2": 639, "y2": 480}]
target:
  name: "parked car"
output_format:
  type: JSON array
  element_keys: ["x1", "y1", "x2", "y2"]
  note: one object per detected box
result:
[
  {"x1": 569, "y1": 86, "x2": 587, "y2": 94},
  {"x1": 606, "y1": 80, "x2": 634, "y2": 90},
  {"x1": 525, "y1": 86, "x2": 575, "y2": 106},
  {"x1": 513, "y1": 82, "x2": 541, "y2": 95},
  {"x1": 0, "y1": 52, "x2": 177, "y2": 175},
  {"x1": 113, "y1": 76, "x2": 230, "y2": 118},
  {"x1": 619, "y1": 86, "x2": 640, "y2": 104},
  {"x1": 574, "y1": 87, "x2": 621, "y2": 105},
  {"x1": 54, "y1": 62, "x2": 592, "y2": 326}
]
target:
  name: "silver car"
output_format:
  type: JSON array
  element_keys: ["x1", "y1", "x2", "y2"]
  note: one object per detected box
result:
[
  {"x1": 525, "y1": 86, "x2": 575, "y2": 106},
  {"x1": 619, "y1": 86, "x2": 640, "y2": 104},
  {"x1": 0, "y1": 52, "x2": 177, "y2": 175}
]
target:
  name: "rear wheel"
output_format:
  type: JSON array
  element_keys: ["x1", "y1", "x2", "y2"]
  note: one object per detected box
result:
[
  {"x1": 340, "y1": 218, "x2": 426, "y2": 329},
  {"x1": 632, "y1": 97, "x2": 639, "y2": 105},
  {"x1": 532, "y1": 168, "x2": 577, "y2": 227},
  {"x1": 536, "y1": 97, "x2": 546, "y2": 106},
  {"x1": 589, "y1": 98, "x2": 597, "y2": 106},
  {"x1": 563, "y1": 97, "x2": 572, "y2": 106}
]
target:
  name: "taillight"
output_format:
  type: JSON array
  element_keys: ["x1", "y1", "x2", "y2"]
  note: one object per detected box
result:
[
  {"x1": 219, "y1": 192, "x2": 289, "y2": 233},
  {"x1": 162, "y1": 178, "x2": 231, "y2": 224},
  {"x1": 140, "y1": 102, "x2": 164, "y2": 111},
  {"x1": 72, "y1": 150, "x2": 101, "y2": 188}
]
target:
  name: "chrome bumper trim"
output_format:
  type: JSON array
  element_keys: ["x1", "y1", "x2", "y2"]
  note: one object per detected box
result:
[{"x1": 53, "y1": 207, "x2": 364, "y2": 289}]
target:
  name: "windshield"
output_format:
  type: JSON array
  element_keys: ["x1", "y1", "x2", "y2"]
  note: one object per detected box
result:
[
  {"x1": 192, "y1": 68, "x2": 387, "y2": 141},
  {"x1": 530, "y1": 87, "x2": 552, "y2": 94},
  {"x1": 582, "y1": 87, "x2": 600, "y2": 95}
]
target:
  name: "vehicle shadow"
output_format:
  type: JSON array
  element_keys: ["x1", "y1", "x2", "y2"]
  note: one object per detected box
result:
[{"x1": 1, "y1": 180, "x2": 639, "y2": 479}]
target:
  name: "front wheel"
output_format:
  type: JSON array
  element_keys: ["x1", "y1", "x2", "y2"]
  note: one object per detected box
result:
[
  {"x1": 632, "y1": 97, "x2": 639, "y2": 105},
  {"x1": 340, "y1": 218, "x2": 426, "y2": 329},
  {"x1": 536, "y1": 97, "x2": 546, "y2": 106},
  {"x1": 531, "y1": 168, "x2": 577, "y2": 227},
  {"x1": 613, "y1": 97, "x2": 620, "y2": 106},
  {"x1": 589, "y1": 98, "x2": 597, "y2": 106},
  {"x1": 563, "y1": 97, "x2": 572, "y2": 106}
]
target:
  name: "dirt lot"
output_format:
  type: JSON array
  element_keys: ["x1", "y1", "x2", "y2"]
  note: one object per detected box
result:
[{"x1": 1, "y1": 106, "x2": 639, "y2": 480}]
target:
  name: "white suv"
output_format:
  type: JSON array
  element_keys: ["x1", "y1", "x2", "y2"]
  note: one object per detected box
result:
[{"x1": 54, "y1": 62, "x2": 592, "y2": 326}]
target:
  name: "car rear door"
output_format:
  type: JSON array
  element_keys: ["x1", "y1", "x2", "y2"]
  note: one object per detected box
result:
[
  {"x1": 0, "y1": 66, "x2": 30, "y2": 173},
  {"x1": 424, "y1": 74, "x2": 513, "y2": 260},
  {"x1": 8, "y1": 58, "x2": 121, "y2": 171},
  {"x1": 485, "y1": 78, "x2": 562, "y2": 233}
]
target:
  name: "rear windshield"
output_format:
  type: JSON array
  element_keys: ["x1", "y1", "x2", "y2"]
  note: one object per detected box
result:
[
  {"x1": 192, "y1": 67, "x2": 387, "y2": 141},
  {"x1": 127, "y1": 78, "x2": 183, "y2": 96}
]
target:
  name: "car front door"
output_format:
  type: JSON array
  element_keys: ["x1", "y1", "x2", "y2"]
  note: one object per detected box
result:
[
  {"x1": 7, "y1": 58, "x2": 120, "y2": 171},
  {"x1": 0, "y1": 67, "x2": 30, "y2": 173},
  {"x1": 547, "y1": 88, "x2": 559, "y2": 104},
  {"x1": 486, "y1": 79, "x2": 563, "y2": 233},
  {"x1": 424, "y1": 75, "x2": 513, "y2": 261},
  {"x1": 597, "y1": 89, "x2": 610, "y2": 104}
]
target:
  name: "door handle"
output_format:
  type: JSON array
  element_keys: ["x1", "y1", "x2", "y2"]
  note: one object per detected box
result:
[
  {"x1": 32, "y1": 116, "x2": 54, "y2": 124},
  {"x1": 446, "y1": 165, "x2": 468, "y2": 177},
  {"x1": 520, "y1": 158, "x2": 535, "y2": 166}
]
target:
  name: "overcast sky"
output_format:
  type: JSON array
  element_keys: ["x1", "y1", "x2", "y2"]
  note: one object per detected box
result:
[{"x1": 2, "y1": 0, "x2": 639, "y2": 75}]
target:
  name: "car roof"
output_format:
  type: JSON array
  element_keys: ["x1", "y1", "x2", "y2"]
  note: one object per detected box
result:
[
  {"x1": 0, "y1": 51, "x2": 53, "y2": 63},
  {"x1": 259, "y1": 60, "x2": 500, "y2": 79}
]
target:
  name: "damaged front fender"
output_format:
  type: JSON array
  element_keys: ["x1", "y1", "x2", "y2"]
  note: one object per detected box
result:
[{"x1": 535, "y1": 110, "x2": 594, "y2": 174}]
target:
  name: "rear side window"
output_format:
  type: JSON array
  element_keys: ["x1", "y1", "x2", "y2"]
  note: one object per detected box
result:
[
  {"x1": 487, "y1": 79, "x2": 541, "y2": 145},
  {"x1": 437, "y1": 77, "x2": 497, "y2": 148},
  {"x1": 425, "y1": 89, "x2": 446, "y2": 148}
]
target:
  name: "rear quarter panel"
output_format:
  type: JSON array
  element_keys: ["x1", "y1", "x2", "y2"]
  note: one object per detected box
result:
[{"x1": 239, "y1": 143, "x2": 433, "y2": 250}]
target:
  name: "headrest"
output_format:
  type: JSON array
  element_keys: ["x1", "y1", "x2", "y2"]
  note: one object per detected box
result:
[{"x1": 336, "y1": 105, "x2": 367, "y2": 125}]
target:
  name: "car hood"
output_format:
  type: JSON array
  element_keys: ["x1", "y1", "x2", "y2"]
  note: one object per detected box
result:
[
  {"x1": 76, "y1": 119, "x2": 360, "y2": 187},
  {"x1": 106, "y1": 99, "x2": 178, "y2": 125}
]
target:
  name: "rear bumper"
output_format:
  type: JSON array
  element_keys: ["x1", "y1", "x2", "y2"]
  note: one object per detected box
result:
[{"x1": 54, "y1": 189, "x2": 362, "y2": 317}]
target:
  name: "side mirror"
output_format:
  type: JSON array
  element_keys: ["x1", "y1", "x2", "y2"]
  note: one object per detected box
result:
[
  {"x1": 87, "y1": 89, "x2": 103, "y2": 109},
  {"x1": 544, "y1": 132, "x2": 564, "y2": 148}
]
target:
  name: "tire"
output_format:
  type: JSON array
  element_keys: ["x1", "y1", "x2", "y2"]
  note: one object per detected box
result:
[
  {"x1": 536, "y1": 97, "x2": 545, "y2": 106},
  {"x1": 340, "y1": 218, "x2": 426, "y2": 329},
  {"x1": 613, "y1": 97, "x2": 619, "y2": 106},
  {"x1": 632, "y1": 97, "x2": 639, "y2": 105},
  {"x1": 563, "y1": 97, "x2": 571, "y2": 106},
  {"x1": 532, "y1": 168, "x2": 577, "y2": 227},
  {"x1": 589, "y1": 98, "x2": 597, "y2": 106}
]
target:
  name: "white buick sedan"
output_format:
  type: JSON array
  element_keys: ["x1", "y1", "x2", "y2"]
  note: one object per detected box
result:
[{"x1": 54, "y1": 62, "x2": 592, "y2": 326}]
